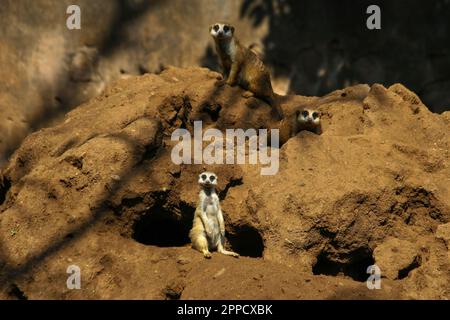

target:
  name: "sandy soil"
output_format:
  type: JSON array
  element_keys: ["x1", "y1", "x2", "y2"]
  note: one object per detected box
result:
[{"x1": 0, "y1": 67, "x2": 449, "y2": 299}]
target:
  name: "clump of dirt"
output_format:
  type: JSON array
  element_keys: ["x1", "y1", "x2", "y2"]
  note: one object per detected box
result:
[{"x1": 0, "y1": 67, "x2": 449, "y2": 299}]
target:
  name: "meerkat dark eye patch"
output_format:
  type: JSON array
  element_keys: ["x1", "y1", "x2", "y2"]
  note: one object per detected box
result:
[
  {"x1": 223, "y1": 25, "x2": 230, "y2": 32},
  {"x1": 213, "y1": 25, "x2": 219, "y2": 32},
  {"x1": 201, "y1": 174, "x2": 207, "y2": 180},
  {"x1": 302, "y1": 110, "x2": 309, "y2": 117},
  {"x1": 312, "y1": 112, "x2": 319, "y2": 119},
  {"x1": 209, "y1": 176, "x2": 216, "y2": 182}
]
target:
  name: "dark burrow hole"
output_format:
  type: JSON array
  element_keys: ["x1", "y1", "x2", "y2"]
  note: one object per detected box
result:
[
  {"x1": 164, "y1": 288, "x2": 182, "y2": 300},
  {"x1": 312, "y1": 247, "x2": 375, "y2": 282},
  {"x1": 0, "y1": 176, "x2": 11, "y2": 206},
  {"x1": 65, "y1": 233, "x2": 75, "y2": 240},
  {"x1": 227, "y1": 225, "x2": 264, "y2": 258},
  {"x1": 398, "y1": 256, "x2": 421, "y2": 279},
  {"x1": 8, "y1": 284, "x2": 28, "y2": 300},
  {"x1": 201, "y1": 103, "x2": 222, "y2": 122},
  {"x1": 132, "y1": 203, "x2": 194, "y2": 247}
]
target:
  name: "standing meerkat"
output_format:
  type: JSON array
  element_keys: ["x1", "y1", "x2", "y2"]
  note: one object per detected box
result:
[
  {"x1": 209, "y1": 22, "x2": 284, "y2": 120},
  {"x1": 189, "y1": 171, "x2": 239, "y2": 259}
]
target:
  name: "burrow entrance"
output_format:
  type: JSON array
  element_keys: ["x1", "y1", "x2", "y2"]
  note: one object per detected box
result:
[
  {"x1": 227, "y1": 224, "x2": 264, "y2": 258},
  {"x1": 132, "y1": 201, "x2": 194, "y2": 247},
  {"x1": 0, "y1": 176, "x2": 11, "y2": 206},
  {"x1": 129, "y1": 194, "x2": 264, "y2": 256},
  {"x1": 312, "y1": 247, "x2": 375, "y2": 282},
  {"x1": 8, "y1": 284, "x2": 28, "y2": 300}
]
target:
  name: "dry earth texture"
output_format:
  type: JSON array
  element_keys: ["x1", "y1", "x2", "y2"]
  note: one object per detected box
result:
[{"x1": 0, "y1": 67, "x2": 449, "y2": 299}]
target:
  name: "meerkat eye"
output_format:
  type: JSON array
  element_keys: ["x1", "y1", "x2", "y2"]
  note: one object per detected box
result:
[
  {"x1": 201, "y1": 174, "x2": 207, "y2": 180},
  {"x1": 302, "y1": 110, "x2": 309, "y2": 118},
  {"x1": 312, "y1": 112, "x2": 319, "y2": 119},
  {"x1": 209, "y1": 175, "x2": 216, "y2": 182},
  {"x1": 223, "y1": 25, "x2": 230, "y2": 33},
  {"x1": 213, "y1": 25, "x2": 219, "y2": 32}
]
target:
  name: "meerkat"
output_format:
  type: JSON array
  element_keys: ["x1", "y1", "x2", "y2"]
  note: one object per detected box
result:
[
  {"x1": 209, "y1": 22, "x2": 284, "y2": 120},
  {"x1": 296, "y1": 108, "x2": 322, "y2": 134},
  {"x1": 277, "y1": 107, "x2": 322, "y2": 146},
  {"x1": 189, "y1": 171, "x2": 239, "y2": 259}
]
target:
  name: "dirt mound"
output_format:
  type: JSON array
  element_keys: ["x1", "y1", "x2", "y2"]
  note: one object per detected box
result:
[
  {"x1": 0, "y1": 0, "x2": 268, "y2": 166},
  {"x1": 0, "y1": 67, "x2": 449, "y2": 299}
]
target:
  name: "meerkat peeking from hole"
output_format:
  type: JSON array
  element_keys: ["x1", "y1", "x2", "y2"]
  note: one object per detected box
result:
[
  {"x1": 189, "y1": 172, "x2": 239, "y2": 259},
  {"x1": 209, "y1": 22, "x2": 284, "y2": 120},
  {"x1": 296, "y1": 108, "x2": 322, "y2": 134},
  {"x1": 277, "y1": 107, "x2": 322, "y2": 145}
]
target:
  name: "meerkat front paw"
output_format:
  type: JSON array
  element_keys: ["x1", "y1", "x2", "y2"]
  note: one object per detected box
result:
[{"x1": 203, "y1": 252, "x2": 212, "y2": 259}]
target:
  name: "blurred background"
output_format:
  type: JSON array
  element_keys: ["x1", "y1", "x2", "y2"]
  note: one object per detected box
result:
[{"x1": 1, "y1": 0, "x2": 449, "y2": 166}]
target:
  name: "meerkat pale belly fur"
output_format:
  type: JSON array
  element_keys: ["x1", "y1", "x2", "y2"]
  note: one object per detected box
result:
[
  {"x1": 189, "y1": 172, "x2": 239, "y2": 259},
  {"x1": 210, "y1": 22, "x2": 284, "y2": 120}
]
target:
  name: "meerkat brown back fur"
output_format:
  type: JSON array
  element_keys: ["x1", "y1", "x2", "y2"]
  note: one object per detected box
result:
[
  {"x1": 189, "y1": 172, "x2": 239, "y2": 259},
  {"x1": 209, "y1": 22, "x2": 284, "y2": 119}
]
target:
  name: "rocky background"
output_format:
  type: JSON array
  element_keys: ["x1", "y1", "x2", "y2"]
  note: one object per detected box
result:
[{"x1": 0, "y1": 1, "x2": 449, "y2": 299}]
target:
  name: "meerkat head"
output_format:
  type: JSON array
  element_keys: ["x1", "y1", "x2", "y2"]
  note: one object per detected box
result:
[
  {"x1": 297, "y1": 108, "x2": 320, "y2": 126},
  {"x1": 198, "y1": 171, "x2": 218, "y2": 188},
  {"x1": 209, "y1": 23, "x2": 235, "y2": 40},
  {"x1": 296, "y1": 108, "x2": 321, "y2": 133}
]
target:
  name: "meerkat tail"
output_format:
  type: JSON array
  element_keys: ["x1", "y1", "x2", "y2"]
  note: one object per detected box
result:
[
  {"x1": 191, "y1": 231, "x2": 211, "y2": 258},
  {"x1": 217, "y1": 242, "x2": 239, "y2": 257}
]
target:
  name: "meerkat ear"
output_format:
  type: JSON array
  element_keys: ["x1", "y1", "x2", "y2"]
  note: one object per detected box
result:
[
  {"x1": 231, "y1": 26, "x2": 235, "y2": 34},
  {"x1": 209, "y1": 25, "x2": 212, "y2": 32}
]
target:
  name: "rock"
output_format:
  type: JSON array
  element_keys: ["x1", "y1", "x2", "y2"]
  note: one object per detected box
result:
[
  {"x1": 162, "y1": 280, "x2": 185, "y2": 300},
  {"x1": 213, "y1": 268, "x2": 226, "y2": 279},
  {"x1": 110, "y1": 175, "x2": 121, "y2": 182},
  {"x1": 373, "y1": 238, "x2": 421, "y2": 280},
  {"x1": 177, "y1": 256, "x2": 190, "y2": 265}
]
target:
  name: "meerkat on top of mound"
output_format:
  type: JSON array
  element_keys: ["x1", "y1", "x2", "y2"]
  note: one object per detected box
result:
[
  {"x1": 209, "y1": 22, "x2": 284, "y2": 120},
  {"x1": 278, "y1": 107, "x2": 322, "y2": 145},
  {"x1": 189, "y1": 171, "x2": 239, "y2": 259}
]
